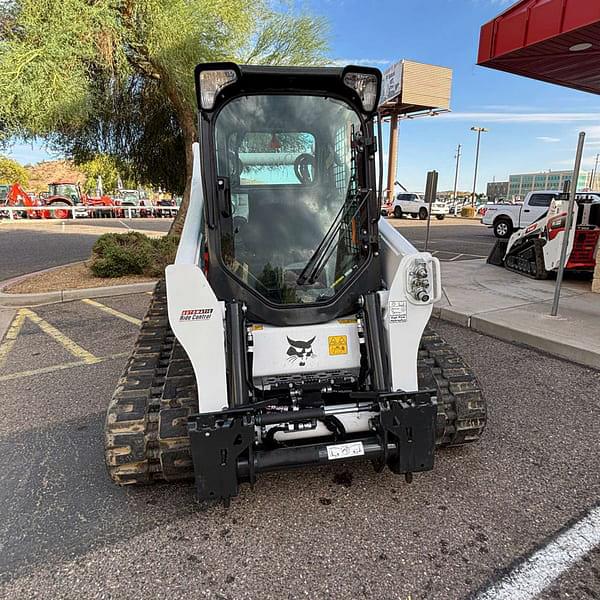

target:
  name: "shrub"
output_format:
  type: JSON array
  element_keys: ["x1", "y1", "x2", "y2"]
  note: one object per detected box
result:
[{"x1": 90, "y1": 232, "x2": 179, "y2": 278}]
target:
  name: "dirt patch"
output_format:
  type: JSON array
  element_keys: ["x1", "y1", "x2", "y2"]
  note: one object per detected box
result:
[{"x1": 4, "y1": 262, "x2": 155, "y2": 294}]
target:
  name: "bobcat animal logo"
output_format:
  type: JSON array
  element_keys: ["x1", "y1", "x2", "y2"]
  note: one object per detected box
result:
[{"x1": 286, "y1": 336, "x2": 316, "y2": 367}]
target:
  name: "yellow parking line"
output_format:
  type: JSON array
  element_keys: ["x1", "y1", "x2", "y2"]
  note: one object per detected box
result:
[
  {"x1": 20, "y1": 308, "x2": 100, "y2": 364},
  {"x1": 81, "y1": 299, "x2": 142, "y2": 326},
  {"x1": 0, "y1": 352, "x2": 129, "y2": 382},
  {"x1": 0, "y1": 310, "x2": 27, "y2": 369}
]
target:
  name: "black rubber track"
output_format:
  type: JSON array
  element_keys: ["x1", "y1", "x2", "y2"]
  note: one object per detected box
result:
[
  {"x1": 418, "y1": 327, "x2": 487, "y2": 446},
  {"x1": 105, "y1": 285, "x2": 487, "y2": 484},
  {"x1": 504, "y1": 238, "x2": 549, "y2": 280},
  {"x1": 105, "y1": 280, "x2": 196, "y2": 484}
]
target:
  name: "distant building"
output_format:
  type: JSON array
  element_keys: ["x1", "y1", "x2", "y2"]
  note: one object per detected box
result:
[
  {"x1": 508, "y1": 170, "x2": 589, "y2": 200},
  {"x1": 486, "y1": 181, "x2": 508, "y2": 202}
]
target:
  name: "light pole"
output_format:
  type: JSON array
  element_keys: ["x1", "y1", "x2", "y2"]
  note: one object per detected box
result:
[
  {"x1": 470, "y1": 126, "x2": 488, "y2": 206},
  {"x1": 592, "y1": 153, "x2": 600, "y2": 189}
]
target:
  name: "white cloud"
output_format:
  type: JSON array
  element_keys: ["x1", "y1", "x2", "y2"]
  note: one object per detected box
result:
[
  {"x1": 329, "y1": 58, "x2": 392, "y2": 67},
  {"x1": 537, "y1": 136, "x2": 561, "y2": 143},
  {"x1": 443, "y1": 112, "x2": 600, "y2": 123}
]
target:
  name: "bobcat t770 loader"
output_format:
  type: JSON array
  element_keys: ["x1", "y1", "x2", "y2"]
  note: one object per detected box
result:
[
  {"x1": 487, "y1": 193, "x2": 600, "y2": 279},
  {"x1": 105, "y1": 63, "x2": 487, "y2": 504}
]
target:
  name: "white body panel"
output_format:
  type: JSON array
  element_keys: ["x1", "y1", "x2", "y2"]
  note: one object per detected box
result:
[
  {"x1": 251, "y1": 320, "x2": 360, "y2": 378},
  {"x1": 166, "y1": 143, "x2": 228, "y2": 413},
  {"x1": 379, "y1": 217, "x2": 442, "y2": 392},
  {"x1": 166, "y1": 265, "x2": 228, "y2": 413}
]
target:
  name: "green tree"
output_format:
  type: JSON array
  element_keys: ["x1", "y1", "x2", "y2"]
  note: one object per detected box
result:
[
  {"x1": 0, "y1": 0, "x2": 328, "y2": 230},
  {"x1": 79, "y1": 154, "x2": 133, "y2": 194},
  {"x1": 0, "y1": 155, "x2": 29, "y2": 185}
]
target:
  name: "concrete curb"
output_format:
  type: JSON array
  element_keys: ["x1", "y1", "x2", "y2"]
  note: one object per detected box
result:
[
  {"x1": 0, "y1": 282, "x2": 157, "y2": 307},
  {"x1": 0, "y1": 264, "x2": 157, "y2": 308},
  {"x1": 433, "y1": 304, "x2": 600, "y2": 370}
]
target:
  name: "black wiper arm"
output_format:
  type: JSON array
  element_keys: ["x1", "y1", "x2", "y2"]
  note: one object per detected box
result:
[{"x1": 297, "y1": 190, "x2": 370, "y2": 286}]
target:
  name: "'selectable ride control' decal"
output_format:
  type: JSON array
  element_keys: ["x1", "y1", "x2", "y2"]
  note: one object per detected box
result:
[{"x1": 179, "y1": 308, "x2": 213, "y2": 322}]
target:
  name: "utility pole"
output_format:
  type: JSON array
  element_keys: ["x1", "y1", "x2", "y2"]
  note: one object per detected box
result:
[
  {"x1": 452, "y1": 144, "x2": 461, "y2": 202},
  {"x1": 592, "y1": 153, "x2": 600, "y2": 190},
  {"x1": 470, "y1": 126, "x2": 488, "y2": 206}
]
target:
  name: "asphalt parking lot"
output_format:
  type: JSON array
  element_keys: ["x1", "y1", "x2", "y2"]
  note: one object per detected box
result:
[
  {"x1": 0, "y1": 219, "x2": 172, "y2": 280},
  {"x1": 0, "y1": 217, "x2": 492, "y2": 283},
  {"x1": 0, "y1": 290, "x2": 599, "y2": 599},
  {"x1": 391, "y1": 217, "x2": 495, "y2": 261}
]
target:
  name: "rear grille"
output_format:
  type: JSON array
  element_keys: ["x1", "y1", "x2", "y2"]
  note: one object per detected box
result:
[{"x1": 567, "y1": 229, "x2": 600, "y2": 268}]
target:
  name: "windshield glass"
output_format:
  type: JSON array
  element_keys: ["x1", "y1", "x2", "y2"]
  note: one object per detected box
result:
[
  {"x1": 51, "y1": 184, "x2": 80, "y2": 201},
  {"x1": 214, "y1": 94, "x2": 367, "y2": 305}
]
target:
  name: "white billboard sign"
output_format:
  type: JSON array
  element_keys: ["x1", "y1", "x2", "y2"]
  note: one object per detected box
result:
[{"x1": 380, "y1": 61, "x2": 403, "y2": 106}]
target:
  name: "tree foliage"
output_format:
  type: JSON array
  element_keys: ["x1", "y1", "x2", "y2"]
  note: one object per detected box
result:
[
  {"x1": 0, "y1": 155, "x2": 29, "y2": 185},
  {"x1": 79, "y1": 153, "x2": 134, "y2": 194},
  {"x1": 0, "y1": 0, "x2": 329, "y2": 202}
]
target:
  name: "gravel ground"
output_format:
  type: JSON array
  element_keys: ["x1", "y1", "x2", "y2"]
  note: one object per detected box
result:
[
  {"x1": 0, "y1": 295, "x2": 599, "y2": 600},
  {"x1": 5, "y1": 262, "x2": 155, "y2": 293}
]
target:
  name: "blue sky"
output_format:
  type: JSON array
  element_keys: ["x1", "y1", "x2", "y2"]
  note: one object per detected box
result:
[
  {"x1": 310, "y1": 0, "x2": 600, "y2": 191},
  {"x1": 8, "y1": 0, "x2": 600, "y2": 192}
]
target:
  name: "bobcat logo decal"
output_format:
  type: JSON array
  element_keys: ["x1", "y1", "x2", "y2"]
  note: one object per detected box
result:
[{"x1": 286, "y1": 337, "x2": 316, "y2": 367}]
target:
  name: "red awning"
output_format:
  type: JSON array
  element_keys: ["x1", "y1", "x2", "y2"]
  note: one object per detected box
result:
[{"x1": 478, "y1": 0, "x2": 600, "y2": 95}]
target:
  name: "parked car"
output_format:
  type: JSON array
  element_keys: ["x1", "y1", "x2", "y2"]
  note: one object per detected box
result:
[
  {"x1": 382, "y1": 192, "x2": 449, "y2": 220},
  {"x1": 155, "y1": 198, "x2": 177, "y2": 218},
  {"x1": 482, "y1": 190, "x2": 600, "y2": 237}
]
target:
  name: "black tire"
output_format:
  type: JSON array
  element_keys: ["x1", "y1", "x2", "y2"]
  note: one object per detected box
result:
[
  {"x1": 394, "y1": 206, "x2": 403, "y2": 219},
  {"x1": 419, "y1": 208, "x2": 428, "y2": 220},
  {"x1": 436, "y1": 215, "x2": 445, "y2": 221},
  {"x1": 418, "y1": 327, "x2": 487, "y2": 447},
  {"x1": 493, "y1": 218, "x2": 513, "y2": 239},
  {"x1": 105, "y1": 280, "x2": 195, "y2": 485},
  {"x1": 49, "y1": 201, "x2": 73, "y2": 219}
]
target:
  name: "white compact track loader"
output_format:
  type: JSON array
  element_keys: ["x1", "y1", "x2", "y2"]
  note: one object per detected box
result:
[
  {"x1": 487, "y1": 193, "x2": 600, "y2": 279},
  {"x1": 105, "y1": 63, "x2": 486, "y2": 504}
]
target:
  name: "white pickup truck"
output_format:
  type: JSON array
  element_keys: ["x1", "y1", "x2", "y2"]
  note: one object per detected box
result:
[
  {"x1": 483, "y1": 191, "x2": 557, "y2": 238},
  {"x1": 382, "y1": 192, "x2": 449, "y2": 220},
  {"x1": 483, "y1": 190, "x2": 600, "y2": 237}
]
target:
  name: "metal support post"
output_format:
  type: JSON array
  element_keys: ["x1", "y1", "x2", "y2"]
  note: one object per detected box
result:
[
  {"x1": 424, "y1": 170, "x2": 438, "y2": 251},
  {"x1": 386, "y1": 114, "x2": 399, "y2": 204},
  {"x1": 551, "y1": 131, "x2": 585, "y2": 317}
]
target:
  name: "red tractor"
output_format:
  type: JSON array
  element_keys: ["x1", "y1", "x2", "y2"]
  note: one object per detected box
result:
[
  {"x1": 1, "y1": 183, "x2": 49, "y2": 219},
  {"x1": 41, "y1": 181, "x2": 89, "y2": 219}
]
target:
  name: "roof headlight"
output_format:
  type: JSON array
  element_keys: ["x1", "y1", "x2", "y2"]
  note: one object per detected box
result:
[
  {"x1": 199, "y1": 69, "x2": 237, "y2": 110},
  {"x1": 343, "y1": 72, "x2": 378, "y2": 112}
]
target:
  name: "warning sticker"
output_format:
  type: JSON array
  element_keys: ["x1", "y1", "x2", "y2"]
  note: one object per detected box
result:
[
  {"x1": 328, "y1": 335, "x2": 348, "y2": 356},
  {"x1": 389, "y1": 301, "x2": 408, "y2": 323}
]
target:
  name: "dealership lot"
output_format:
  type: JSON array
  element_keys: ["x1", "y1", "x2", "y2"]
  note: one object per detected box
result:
[{"x1": 0, "y1": 288, "x2": 599, "y2": 599}]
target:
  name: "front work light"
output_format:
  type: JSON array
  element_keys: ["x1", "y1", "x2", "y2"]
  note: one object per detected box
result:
[
  {"x1": 199, "y1": 69, "x2": 237, "y2": 110},
  {"x1": 343, "y1": 72, "x2": 378, "y2": 112}
]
